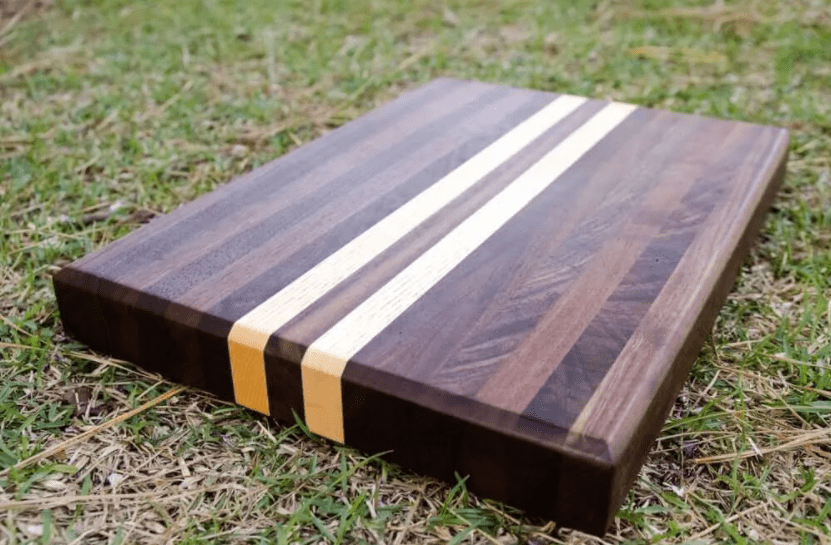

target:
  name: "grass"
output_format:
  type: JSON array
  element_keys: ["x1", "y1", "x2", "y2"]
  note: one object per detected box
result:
[{"x1": 0, "y1": 0, "x2": 829, "y2": 542}]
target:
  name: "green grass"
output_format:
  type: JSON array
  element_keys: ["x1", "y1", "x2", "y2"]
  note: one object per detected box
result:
[{"x1": 1, "y1": 0, "x2": 830, "y2": 543}]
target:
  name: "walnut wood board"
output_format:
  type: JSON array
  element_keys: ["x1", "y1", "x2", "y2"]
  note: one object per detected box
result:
[{"x1": 54, "y1": 78, "x2": 789, "y2": 535}]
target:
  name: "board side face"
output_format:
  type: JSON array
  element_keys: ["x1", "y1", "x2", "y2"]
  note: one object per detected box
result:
[
  {"x1": 54, "y1": 268, "x2": 237, "y2": 401},
  {"x1": 53, "y1": 78, "x2": 789, "y2": 535}
]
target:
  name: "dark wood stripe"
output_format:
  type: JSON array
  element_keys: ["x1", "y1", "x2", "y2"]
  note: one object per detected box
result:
[
  {"x1": 138, "y1": 85, "x2": 515, "y2": 302},
  {"x1": 76, "y1": 79, "x2": 461, "y2": 275},
  {"x1": 576, "y1": 124, "x2": 790, "y2": 444},
  {"x1": 472, "y1": 112, "x2": 729, "y2": 411},
  {"x1": 434, "y1": 109, "x2": 699, "y2": 399},
  {"x1": 77, "y1": 78, "x2": 485, "y2": 282},
  {"x1": 522, "y1": 122, "x2": 764, "y2": 429}
]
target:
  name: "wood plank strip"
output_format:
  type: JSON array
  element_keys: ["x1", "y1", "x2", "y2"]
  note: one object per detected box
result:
[
  {"x1": 573, "y1": 125, "x2": 789, "y2": 447},
  {"x1": 522, "y1": 119, "x2": 766, "y2": 429},
  {"x1": 75, "y1": 78, "x2": 462, "y2": 275},
  {"x1": 472, "y1": 113, "x2": 728, "y2": 411},
  {"x1": 300, "y1": 102, "x2": 636, "y2": 442},
  {"x1": 228, "y1": 94, "x2": 589, "y2": 415},
  {"x1": 133, "y1": 83, "x2": 513, "y2": 298}
]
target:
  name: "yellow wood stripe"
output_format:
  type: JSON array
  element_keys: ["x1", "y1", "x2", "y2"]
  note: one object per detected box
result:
[
  {"x1": 301, "y1": 102, "x2": 638, "y2": 443},
  {"x1": 227, "y1": 94, "x2": 587, "y2": 415}
]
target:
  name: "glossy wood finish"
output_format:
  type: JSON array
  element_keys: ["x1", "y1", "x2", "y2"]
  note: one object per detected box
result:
[{"x1": 53, "y1": 78, "x2": 789, "y2": 535}]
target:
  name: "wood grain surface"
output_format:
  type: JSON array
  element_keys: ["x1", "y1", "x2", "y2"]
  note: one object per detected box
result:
[{"x1": 54, "y1": 78, "x2": 789, "y2": 535}]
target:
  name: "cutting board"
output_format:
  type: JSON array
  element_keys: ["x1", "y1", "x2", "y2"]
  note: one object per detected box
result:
[{"x1": 54, "y1": 78, "x2": 788, "y2": 535}]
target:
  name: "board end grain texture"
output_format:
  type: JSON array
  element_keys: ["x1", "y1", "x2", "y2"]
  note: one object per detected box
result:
[{"x1": 54, "y1": 78, "x2": 789, "y2": 535}]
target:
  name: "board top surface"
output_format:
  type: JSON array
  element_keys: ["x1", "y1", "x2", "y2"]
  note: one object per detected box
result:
[{"x1": 55, "y1": 78, "x2": 788, "y2": 533}]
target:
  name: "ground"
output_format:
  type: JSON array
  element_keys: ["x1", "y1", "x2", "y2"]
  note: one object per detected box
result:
[{"x1": 0, "y1": 0, "x2": 830, "y2": 543}]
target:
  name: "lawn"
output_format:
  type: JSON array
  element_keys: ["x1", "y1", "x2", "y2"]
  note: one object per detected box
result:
[{"x1": 1, "y1": 0, "x2": 830, "y2": 543}]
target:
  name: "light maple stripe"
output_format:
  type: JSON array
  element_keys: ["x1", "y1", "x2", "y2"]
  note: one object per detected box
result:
[
  {"x1": 227, "y1": 94, "x2": 587, "y2": 415},
  {"x1": 301, "y1": 102, "x2": 638, "y2": 443}
]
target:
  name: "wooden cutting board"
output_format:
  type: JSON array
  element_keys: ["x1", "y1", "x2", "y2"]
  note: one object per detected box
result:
[{"x1": 54, "y1": 78, "x2": 788, "y2": 535}]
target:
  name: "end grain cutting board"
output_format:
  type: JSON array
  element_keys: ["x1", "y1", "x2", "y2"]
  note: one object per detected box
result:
[{"x1": 54, "y1": 78, "x2": 789, "y2": 535}]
